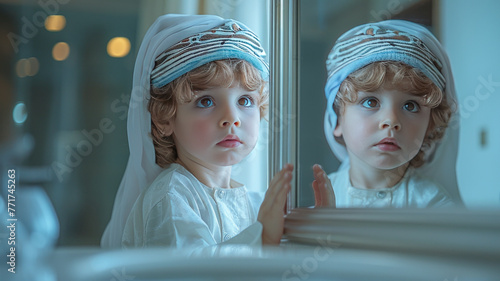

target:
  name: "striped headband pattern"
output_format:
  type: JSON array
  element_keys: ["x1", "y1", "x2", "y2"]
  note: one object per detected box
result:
[
  {"x1": 151, "y1": 21, "x2": 268, "y2": 88},
  {"x1": 326, "y1": 25, "x2": 445, "y2": 92}
]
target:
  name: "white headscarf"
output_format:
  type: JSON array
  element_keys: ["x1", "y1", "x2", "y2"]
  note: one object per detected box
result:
[
  {"x1": 324, "y1": 20, "x2": 462, "y2": 204},
  {"x1": 101, "y1": 14, "x2": 269, "y2": 248}
]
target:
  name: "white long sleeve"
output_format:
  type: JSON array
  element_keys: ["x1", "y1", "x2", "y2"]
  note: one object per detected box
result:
[
  {"x1": 122, "y1": 164, "x2": 263, "y2": 248},
  {"x1": 329, "y1": 167, "x2": 455, "y2": 208}
]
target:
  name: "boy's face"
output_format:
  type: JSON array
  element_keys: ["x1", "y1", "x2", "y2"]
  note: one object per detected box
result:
[
  {"x1": 333, "y1": 87, "x2": 431, "y2": 171},
  {"x1": 165, "y1": 82, "x2": 260, "y2": 167}
]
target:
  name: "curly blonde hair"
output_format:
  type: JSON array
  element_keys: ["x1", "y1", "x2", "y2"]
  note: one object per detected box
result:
[
  {"x1": 333, "y1": 61, "x2": 454, "y2": 167},
  {"x1": 148, "y1": 59, "x2": 268, "y2": 168}
]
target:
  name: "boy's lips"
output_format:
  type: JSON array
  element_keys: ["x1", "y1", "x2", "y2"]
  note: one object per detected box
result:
[
  {"x1": 217, "y1": 135, "x2": 242, "y2": 148},
  {"x1": 375, "y1": 138, "x2": 400, "y2": 151}
]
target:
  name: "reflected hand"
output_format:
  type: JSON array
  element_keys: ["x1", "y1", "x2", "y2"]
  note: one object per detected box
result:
[
  {"x1": 312, "y1": 164, "x2": 336, "y2": 207},
  {"x1": 258, "y1": 163, "x2": 293, "y2": 245}
]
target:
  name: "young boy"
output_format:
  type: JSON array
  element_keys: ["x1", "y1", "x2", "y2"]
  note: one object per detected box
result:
[
  {"x1": 102, "y1": 14, "x2": 331, "y2": 248},
  {"x1": 323, "y1": 20, "x2": 461, "y2": 208}
]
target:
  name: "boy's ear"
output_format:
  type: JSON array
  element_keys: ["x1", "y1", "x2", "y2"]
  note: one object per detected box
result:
[
  {"x1": 159, "y1": 119, "x2": 174, "y2": 137},
  {"x1": 333, "y1": 122, "x2": 342, "y2": 138}
]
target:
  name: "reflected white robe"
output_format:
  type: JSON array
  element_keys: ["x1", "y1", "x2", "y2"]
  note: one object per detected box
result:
[
  {"x1": 328, "y1": 167, "x2": 455, "y2": 208},
  {"x1": 122, "y1": 163, "x2": 263, "y2": 248}
]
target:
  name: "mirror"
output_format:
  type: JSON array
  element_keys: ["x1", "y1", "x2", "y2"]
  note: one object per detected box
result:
[{"x1": 294, "y1": 0, "x2": 500, "y2": 208}]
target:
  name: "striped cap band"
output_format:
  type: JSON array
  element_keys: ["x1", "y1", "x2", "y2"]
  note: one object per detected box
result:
[
  {"x1": 151, "y1": 21, "x2": 268, "y2": 88},
  {"x1": 326, "y1": 25, "x2": 445, "y2": 95}
]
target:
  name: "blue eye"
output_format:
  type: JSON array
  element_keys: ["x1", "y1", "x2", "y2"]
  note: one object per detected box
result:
[
  {"x1": 404, "y1": 101, "x2": 420, "y2": 113},
  {"x1": 195, "y1": 97, "x2": 214, "y2": 108},
  {"x1": 361, "y1": 98, "x2": 379, "y2": 108},
  {"x1": 238, "y1": 96, "x2": 255, "y2": 107}
]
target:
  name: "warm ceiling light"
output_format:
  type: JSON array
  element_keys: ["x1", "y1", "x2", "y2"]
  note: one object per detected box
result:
[
  {"x1": 52, "y1": 42, "x2": 70, "y2": 61},
  {"x1": 15, "y1": 57, "x2": 40, "y2": 77},
  {"x1": 27, "y1": 57, "x2": 39, "y2": 76},
  {"x1": 15, "y1": 59, "x2": 27, "y2": 78},
  {"x1": 45, "y1": 15, "x2": 66, "y2": 32},
  {"x1": 107, "y1": 37, "x2": 131, "y2": 58}
]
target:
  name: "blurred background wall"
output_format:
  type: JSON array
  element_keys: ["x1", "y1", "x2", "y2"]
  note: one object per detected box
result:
[{"x1": 440, "y1": 0, "x2": 500, "y2": 208}]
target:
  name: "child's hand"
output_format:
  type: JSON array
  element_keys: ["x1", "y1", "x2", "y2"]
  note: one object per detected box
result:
[
  {"x1": 257, "y1": 163, "x2": 293, "y2": 245},
  {"x1": 311, "y1": 164, "x2": 336, "y2": 207}
]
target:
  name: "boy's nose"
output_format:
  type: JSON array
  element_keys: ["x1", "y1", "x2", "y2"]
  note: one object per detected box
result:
[
  {"x1": 221, "y1": 119, "x2": 241, "y2": 127},
  {"x1": 219, "y1": 106, "x2": 241, "y2": 127},
  {"x1": 379, "y1": 110, "x2": 401, "y2": 131},
  {"x1": 380, "y1": 119, "x2": 401, "y2": 131}
]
